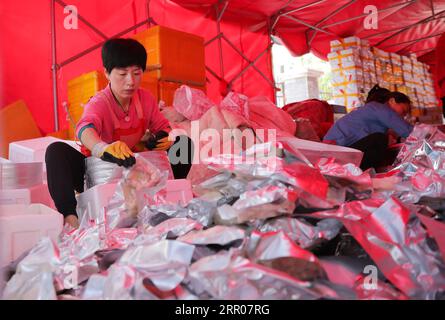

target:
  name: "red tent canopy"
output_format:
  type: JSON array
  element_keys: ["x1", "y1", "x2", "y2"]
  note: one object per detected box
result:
[
  {"x1": 1, "y1": 0, "x2": 443, "y2": 135},
  {"x1": 173, "y1": 0, "x2": 445, "y2": 63}
]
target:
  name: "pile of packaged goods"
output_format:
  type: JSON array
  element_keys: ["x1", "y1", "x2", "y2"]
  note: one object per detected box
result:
[
  {"x1": 2, "y1": 125, "x2": 445, "y2": 300},
  {"x1": 328, "y1": 36, "x2": 439, "y2": 119}
]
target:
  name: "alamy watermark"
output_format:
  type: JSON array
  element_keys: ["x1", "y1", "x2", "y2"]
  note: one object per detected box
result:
[
  {"x1": 364, "y1": 5, "x2": 378, "y2": 30},
  {"x1": 62, "y1": 264, "x2": 79, "y2": 290},
  {"x1": 64, "y1": 5, "x2": 78, "y2": 30},
  {"x1": 167, "y1": 122, "x2": 278, "y2": 167},
  {"x1": 363, "y1": 265, "x2": 379, "y2": 290}
]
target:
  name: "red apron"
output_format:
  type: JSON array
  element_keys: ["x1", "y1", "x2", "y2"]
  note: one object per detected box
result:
[{"x1": 80, "y1": 92, "x2": 146, "y2": 157}]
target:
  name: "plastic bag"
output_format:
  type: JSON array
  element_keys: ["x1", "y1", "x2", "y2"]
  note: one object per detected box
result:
[
  {"x1": 173, "y1": 85, "x2": 216, "y2": 120},
  {"x1": 220, "y1": 92, "x2": 249, "y2": 120}
]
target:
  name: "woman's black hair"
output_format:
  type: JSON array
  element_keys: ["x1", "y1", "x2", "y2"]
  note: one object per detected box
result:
[
  {"x1": 365, "y1": 84, "x2": 391, "y2": 103},
  {"x1": 388, "y1": 91, "x2": 411, "y2": 104},
  {"x1": 102, "y1": 38, "x2": 147, "y2": 73},
  {"x1": 366, "y1": 84, "x2": 411, "y2": 105}
]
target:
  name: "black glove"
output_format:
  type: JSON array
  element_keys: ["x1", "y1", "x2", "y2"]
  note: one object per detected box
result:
[
  {"x1": 145, "y1": 130, "x2": 170, "y2": 150},
  {"x1": 101, "y1": 151, "x2": 136, "y2": 168}
]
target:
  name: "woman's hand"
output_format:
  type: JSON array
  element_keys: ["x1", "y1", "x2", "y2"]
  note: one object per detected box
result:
[{"x1": 97, "y1": 141, "x2": 136, "y2": 168}]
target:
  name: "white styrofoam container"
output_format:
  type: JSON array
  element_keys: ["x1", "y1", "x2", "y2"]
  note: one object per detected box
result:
[
  {"x1": 9, "y1": 136, "x2": 61, "y2": 163},
  {"x1": 9, "y1": 137, "x2": 81, "y2": 182},
  {"x1": 0, "y1": 183, "x2": 54, "y2": 208},
  {"x1": 76, "y1": 183, "x2": 117, "y2": 222},
  {"x1": 0, "y1": 204, "x2": 63, "y2": 266},
  {"x1": 0, "y1": 162, "x2": 43, "y2": 189},
  {"x1": 165, "y1": 179, "x2": 193, "y2": 205}
]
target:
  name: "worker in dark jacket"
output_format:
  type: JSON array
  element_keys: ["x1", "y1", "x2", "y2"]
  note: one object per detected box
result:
[{"x1": 324, "y1": 85, "x2": 413, "y2": 170}]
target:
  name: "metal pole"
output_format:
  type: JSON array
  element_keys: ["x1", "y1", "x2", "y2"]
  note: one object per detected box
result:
[
  {"x1": 204, "y1": 33, "x2": 223, "y2": 46},
  {"x1": 228, "y1": 45, "x2": 275, "y2": 88},
  {"x1": 410, "y1": 47, "x2": 436, "y2": 55},
  {"x1": 279, "y1": 0, "x2": 327, "y2": 17},
  {"x1": 430, "y1": 0, "x2": 435, "y2": 18},
  {"x1": 58, "y1": 18, "x2": 153, "y2": 67},
  {"x1": 362, "y1": 12, "x2": 445, "y2": 40},
  {"x1": 50, "y1": 0, "x2": 59, "y2": 131},
  {"x1": 375, "y1": 9, "x2": 445, "y2": 47},
  {"x1": 271, "y1": 0, "x2": 327, "y2": 32},
  {"x1": 206, "y1": 66, "x2": 224, "y2": 82},
  {"x1": 271, "y1": 16, "x2": 281, "y2": 32},
  {"x1": 321, "y1": 0, "x2": 416, "y2": 29},
  {"x1": 215, "y1": 2, "x2": 225, "y2": 79},
  {"x1": 307, "y1": 0, "x2": 357, "y2": 46},
  {"x1": 221, "y1": 34, "x2": 275, "y2": 87},
  {"x1": 217, "y1": 0, "x2": 229, "y2": 21},
  {"x1": 277, "y1": 0, "x2": 299, "y2": 13},
  {"x1": 146, "y1": 0, "x2": 151, "y2": 28},
  {"x1": 381, "y1": 32, "x2": 443, "y2": 49},
  {"x1": 395, "y1": 33, "x2": 443, "y2": 54},
  {"x1": 281, "y1": 15, "x2": 337, "y2": 37},
  {"x1": 268, "y1": 18, "x2": 278, "y2": 104}
]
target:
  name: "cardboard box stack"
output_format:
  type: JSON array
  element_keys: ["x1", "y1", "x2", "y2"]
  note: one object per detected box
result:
[
  {"x1": 328, "y1": 37, "x2": 367, "y2": 112},
  {"x1": 328, "y1": 36, "x2": 440, "y2": 122}
]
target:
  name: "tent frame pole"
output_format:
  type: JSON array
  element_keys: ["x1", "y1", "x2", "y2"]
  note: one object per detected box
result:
[
  {"x1": 206, "y1": 0, "x2": 277, "y2": 93},
  {"x1": 379, "y1": 32, "x2": 443, "y2": 50},
  {"x1": 58, "y1": 18, "x2": 155, "y2": 68},
  {"x1": 410, "y1": 47, "x2": 438, "y2": 55},
  {"x1": 270, "y1": 0, "x2": 327, "y2": 33},
  {"x1": 307, "y1": 0, "x2": 357, "y2": 46},
  {"x1": 374, "y1": 9, "x2": 445, "y2": 47},
  {"x1": 50, "y1": 0, "x2": 59, "y2": 132},
  {"x1": 221, "y1": 34, "x2": 275, "y2": 89},
  {"x1": 146, "y1": 0, "x2": 152, "y2": 28},
  {"x1": 320, "y1": 0, "x2": 416, "y2": 29},
  {"x1": 268, "y1": 18, "x2": 277, "y2": 104},
  {"x1": 227, "y1": 45, "x2": 273, "y2": 87},
  {"x1": 430, "y1": 0, "x2": 436, "y2": 18},
  {"x1": 50, "y1": 1, "x2": 157, "y2": 131},
  {"x1": 279, "y1": 0, "x2": 327, "y2": 18},
  {"x1": 215, "y1": 0, "x2": 227, "y2": 80},
  {"x1": 394, "y1": 33, "x2": 443, "y2": 54},
  {"x1": 282, "y1": 15, "x2": 336, "y2": 37}
]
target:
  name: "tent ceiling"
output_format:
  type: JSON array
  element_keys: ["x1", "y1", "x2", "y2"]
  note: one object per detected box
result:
[{"x1": 172, "y1": 0, "x2": 445, "y2": 64}]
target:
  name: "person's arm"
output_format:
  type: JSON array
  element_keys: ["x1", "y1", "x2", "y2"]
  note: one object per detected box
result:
[
  {"x1": 145, "y1": 93, "x2": 171, "y2": 134},
  {"x1": 142, "y1": 92, "x2": 173, "y2": 151},
  {"x1": 379, "y1": 107, "x2": 413, "y2": 138},
  {"x1": 79, "y1": 127, "x2": 107, "y2": 157}
]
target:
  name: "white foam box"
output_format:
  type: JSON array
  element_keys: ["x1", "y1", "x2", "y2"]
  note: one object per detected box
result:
[
  {"x1": 76, "y1": 183, "x2": 118, "y2": 222},
  {"x1": 9, "y1": 137, "x2": 81, "y2": 163},
  {"x1": 9, "y1": 136, "x2": 61, "y2": 163},
  {"x1": 9, "y1": 137, "x2": 81, "y2": 181},
  {"x1": 0, "y1": 183, "x2": 54, "y2": 208},
  {"x1": 0, "y1": 204, "x2": 63, "y2": 266}
]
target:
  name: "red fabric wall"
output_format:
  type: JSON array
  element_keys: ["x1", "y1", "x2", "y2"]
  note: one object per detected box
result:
[{"x1": 0, "y1": 0, "x2": 274, "y2": 135}]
